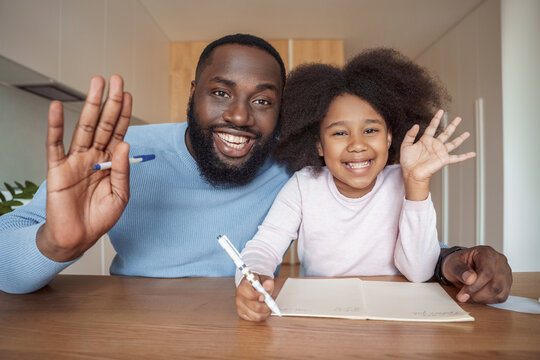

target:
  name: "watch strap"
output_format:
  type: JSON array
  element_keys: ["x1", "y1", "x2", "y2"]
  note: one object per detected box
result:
[{"x1": 434, "y1": 246, "x2": 465, "y2": 286}]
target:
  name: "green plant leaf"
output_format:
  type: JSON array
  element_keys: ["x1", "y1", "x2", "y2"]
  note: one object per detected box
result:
[
  {"x1": 25, "y1": 181, "x2": 39, "y2": 192},
  {"x1": 13, "y1": 193, "x2": 33, "y2": 199},
  {"x1": 5, "y1": 200, "x2": 23, "y2": 206},
  {"x1": 0, "y1": 191, "x2": 6, "y2": 202},
  {"x1": 4, "y1": 183, "x2": 15, "y2": 196},
  {"x1": 14, "y1": 181, "x2": 24, "y2": 191}
]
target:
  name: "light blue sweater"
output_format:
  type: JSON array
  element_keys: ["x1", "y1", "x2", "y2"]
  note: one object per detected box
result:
[{"x1": 0, "y1": 122, "x2": 290, "y2": 294}]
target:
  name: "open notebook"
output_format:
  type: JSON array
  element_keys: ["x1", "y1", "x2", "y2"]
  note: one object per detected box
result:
[{"x1": 275, "y1": 278, "x2": 474, "y2": 322}]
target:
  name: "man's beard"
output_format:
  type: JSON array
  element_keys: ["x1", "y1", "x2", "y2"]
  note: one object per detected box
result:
[{"x1": 186, "y1": 98, "x2": 278, "y2": 187}]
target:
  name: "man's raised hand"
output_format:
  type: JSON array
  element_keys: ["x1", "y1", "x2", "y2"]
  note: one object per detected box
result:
[{"x1": 37, "y1": 75, "x2": 132, "y2": 262}]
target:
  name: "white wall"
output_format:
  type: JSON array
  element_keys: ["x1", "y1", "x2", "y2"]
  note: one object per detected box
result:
[
  {"x1": 501, "y1": 0, "x2": 540, "y2": 271},
  {"x1": 416, "y1": 0, "x2": 504, "y2": 252},
  {"x1": 0, "y1": 0, "x2": 170, "y2": 275}
]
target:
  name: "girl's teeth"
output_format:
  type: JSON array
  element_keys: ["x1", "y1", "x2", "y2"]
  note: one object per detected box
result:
[{"x1": 347, "y1": 161, "x2": 370, "y2": 168}]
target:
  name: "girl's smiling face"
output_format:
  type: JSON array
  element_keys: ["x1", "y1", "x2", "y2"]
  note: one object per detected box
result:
[{"x1": 317, "y1": 94, "x2": 392, "y2": 198}]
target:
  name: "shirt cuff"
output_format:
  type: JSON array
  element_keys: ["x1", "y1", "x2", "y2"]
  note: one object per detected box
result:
[{"x1": 0, "y1": 224, "x2": 76, "y2": 294}]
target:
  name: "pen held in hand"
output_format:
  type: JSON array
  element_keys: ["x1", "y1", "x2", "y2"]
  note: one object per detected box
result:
[
  {"x1": 217, "y1": 234, "x2": 282, "y2": 317},
  {"x1": 92, "y1": 154, "x2": 155, "y2": 170}
]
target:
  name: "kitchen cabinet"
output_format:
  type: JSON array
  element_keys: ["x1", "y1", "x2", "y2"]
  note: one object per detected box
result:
[
  {"x1": 0, "y1": 0, "x2": 60, "y2": 80},
  {"x1": 169, "y1": 39, "x2": 344, "y2": 123},
  {"x1": 0, "y1": 0, "x2": 169, "y2": 124}
]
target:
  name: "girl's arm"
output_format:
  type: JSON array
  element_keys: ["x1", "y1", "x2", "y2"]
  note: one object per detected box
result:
[
  {"x1": 394, "y1": 194, "x2": 440, "y2": 282},
  {"x1": 235, "y1": 174, "x2": 303, "y2": 322},
  {"x1": 395, "y1": 110, "x2": 476, "y2": 282},
  {"x1": 399, "y1": 109, "x2": 476, "y2": 200},
  {"x1": 236, "y1": 174, "x2": 303, "y2": 285}
]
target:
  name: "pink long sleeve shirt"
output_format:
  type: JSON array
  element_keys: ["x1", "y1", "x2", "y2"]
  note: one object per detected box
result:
[{"x1": 237, "y1": 164, "x2": 440, "y2": 285}]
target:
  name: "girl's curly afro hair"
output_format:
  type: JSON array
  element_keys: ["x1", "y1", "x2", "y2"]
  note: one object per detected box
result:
[{"x1": 273, "y1": 48, "x2": 449, "y2": 174}]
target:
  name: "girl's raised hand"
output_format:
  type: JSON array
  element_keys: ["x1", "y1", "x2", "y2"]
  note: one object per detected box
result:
[{"x1": 400, "y1": 110, "x2": 476, "y2": 200}]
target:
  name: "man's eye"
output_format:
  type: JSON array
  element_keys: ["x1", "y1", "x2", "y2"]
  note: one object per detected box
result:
[
  {"x1": 253, "y1": 99, "x2": 271, "y2": 105},
  {"x1": 213, "y1": 91, "x2": 229, "y2": 97}
]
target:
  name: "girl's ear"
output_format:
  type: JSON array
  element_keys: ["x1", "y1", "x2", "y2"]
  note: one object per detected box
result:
[
  {"x1": 386, "y1": 130, "x2": 392, "y2": 149},
  {"x1": 317, "y1": 141, "x2": 324, "y2": 157}
]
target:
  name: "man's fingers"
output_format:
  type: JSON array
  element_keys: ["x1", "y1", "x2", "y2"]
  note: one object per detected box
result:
[
  {"x1": 442, "y1": 249, "x2": 478, "y2": 286},
  {"x1": 110, "y1": 142, "x2": 130, "y2": 205},
  {"x1": 469, "y1": 280, "x2": 510, "y2": 304},
  {"x1": 106, "y1": 92, "x2": 132, "y2": 154},
  {"x1": 47, "y1": 101, "x2": 66, "y2": 169},
  {"x1": 455, "y1": 288, "x2": 470, "y2": 303},
  {"x1": 69, "y1": 77, "x2": 106, "y2": 154},
  {"x1": 93, "y1": 75, "x2": 125, "y2": 151}
]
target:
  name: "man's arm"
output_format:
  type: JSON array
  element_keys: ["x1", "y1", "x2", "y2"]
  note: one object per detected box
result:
[
  {"x1": 436, "y1": 245, "x2": 512, "y2": 304},
  {"x1": 0, "y1": 75, "x2": 132, "y2": 294},
  {"x1": 0, "y1": 184, "x2": 77, "y2": 294}
]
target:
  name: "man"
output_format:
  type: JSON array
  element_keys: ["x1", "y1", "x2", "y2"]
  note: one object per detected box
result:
[{"x1": 0, "y1": 34, "x2": 511, "y2": 305}]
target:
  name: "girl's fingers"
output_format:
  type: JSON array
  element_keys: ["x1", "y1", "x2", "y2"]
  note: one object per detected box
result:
[
  {"x1": 438, "y1": 116, "x2": 462, "y2": 143},
  {"x1": 69, "y1": 77, "x2": 106, "y2": 154},
  {"x1": 424, "y1": 109, "x2": 444, "y2": 137},
  {"x1": 445, "y1": 131, "x2": 470, "y2": 152},
  {"x1": 448, "y1": 152, "x2": 476, "y2": 164},
  {"x1": 47, "y1": 101, "x2": 66, "y2": 169},
  {"x1": 402, "y1": 124, "x2": 420, "y2": 147}
]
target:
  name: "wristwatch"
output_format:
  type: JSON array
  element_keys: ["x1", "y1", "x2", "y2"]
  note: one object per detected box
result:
[{"x1": 434, "y1": 246, "x2": 464, "y2": 286}]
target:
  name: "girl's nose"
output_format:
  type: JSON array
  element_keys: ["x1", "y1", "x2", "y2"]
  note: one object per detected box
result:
[{"x1": 347, "y1": 135, "x2": 367, "y2": 152}]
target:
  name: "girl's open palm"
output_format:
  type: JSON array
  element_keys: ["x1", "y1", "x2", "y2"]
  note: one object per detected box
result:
[{"x1": 400, "y1": 110, "x2": 476, "y2": 183}]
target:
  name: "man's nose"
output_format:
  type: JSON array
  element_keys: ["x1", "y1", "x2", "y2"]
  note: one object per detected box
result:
[{"x1": 223, "y1": 100, "x2": 254, "y2": 127}]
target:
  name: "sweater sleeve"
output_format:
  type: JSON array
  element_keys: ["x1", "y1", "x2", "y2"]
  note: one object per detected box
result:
[
  {"x1": 0, "y1": 183, "x2": 76, "y2": 294},
  {"x1": 393, "y1": 193, "x2": 440, "y2": 282},
  {"x1": 235, "y1": 174, "x2": 303, "y2": 286}
]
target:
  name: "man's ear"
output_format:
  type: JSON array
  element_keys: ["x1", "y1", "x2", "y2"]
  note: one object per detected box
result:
[
  {"x1": 189, "y1": 81, "x2": 196, "y2": 98},
  {"x1": 386, "y1": 130, "x2": 392, "y2": 149},
  {"x1": 317, "y1": 141, "x2": 324, "y2": 157}
]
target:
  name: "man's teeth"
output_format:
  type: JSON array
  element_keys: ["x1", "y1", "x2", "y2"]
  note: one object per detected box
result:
[
  {"x1": 217, "y1": 133, "x2": 249, "y2": 149},
  {"x1": 346, "y1": 160, "x2": 371, "y2": 169}
]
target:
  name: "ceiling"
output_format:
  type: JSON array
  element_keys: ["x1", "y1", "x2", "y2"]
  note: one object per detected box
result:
[{"x1": 140, "y1": 0, "x2": 483, "y2": 60}]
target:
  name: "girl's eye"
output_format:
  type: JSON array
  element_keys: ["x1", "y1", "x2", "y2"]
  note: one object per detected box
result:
[
  {"x1": 253, "y1": 99, "x2": 271, "y2": 105},
  {"x1": 364, "y1": 128, "x2": 379, "y2": 134},
  {"x1": 332, "y1": 131, "x2": 347, "y2": 136},
  {"x1": 212, "y1": 90, "x2": 229, "y2": 98}
]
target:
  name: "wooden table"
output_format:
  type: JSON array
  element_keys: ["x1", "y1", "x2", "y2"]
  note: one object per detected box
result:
[{"x1": 1, "y1": 272, "x2": 539, "y2": 359}]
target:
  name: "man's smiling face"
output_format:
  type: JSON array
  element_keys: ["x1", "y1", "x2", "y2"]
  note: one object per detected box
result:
[{"x1": 186, "y1": 44, "x2": 283, "y2": 186}]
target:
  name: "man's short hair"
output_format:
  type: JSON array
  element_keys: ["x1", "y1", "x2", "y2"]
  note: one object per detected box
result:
[{"x1": 195, "y1": 33, "x2": 286, "y2": 89}]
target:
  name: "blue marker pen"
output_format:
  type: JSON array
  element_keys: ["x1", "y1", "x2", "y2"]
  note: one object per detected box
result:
[{"x1": 92, "y1": 154, "x2": 155, "y2": 170}]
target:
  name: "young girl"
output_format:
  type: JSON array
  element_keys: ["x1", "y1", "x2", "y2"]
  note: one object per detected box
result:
[{"x1": 235, "y1": 48, "x2": 476, "y2": 321}]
